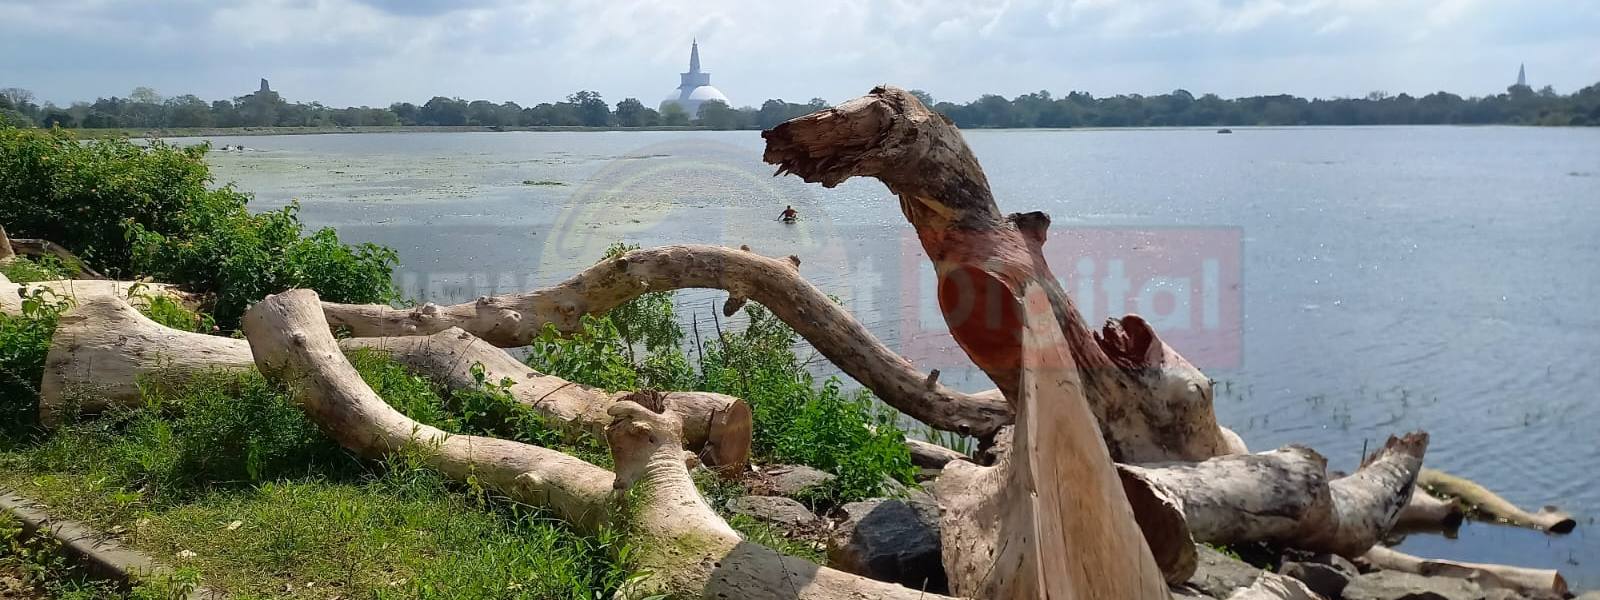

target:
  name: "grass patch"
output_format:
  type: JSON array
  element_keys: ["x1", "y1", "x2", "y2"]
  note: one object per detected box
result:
[{"x1": 0, "y1": 256, "x2": 72, "y2": 283}]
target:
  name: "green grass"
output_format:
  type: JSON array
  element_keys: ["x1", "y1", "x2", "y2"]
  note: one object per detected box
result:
[
  {"x1": 0, "y1": 360, "x2": 641, "y2": 599},
  {"x1": 0, "y1": 256, "x2": 71, "y2": 283}
]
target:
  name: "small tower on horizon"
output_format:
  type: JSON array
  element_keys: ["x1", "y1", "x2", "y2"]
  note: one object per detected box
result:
[{"x1": 1516, "y1": 64, "x2": 1527, "y2": 88}]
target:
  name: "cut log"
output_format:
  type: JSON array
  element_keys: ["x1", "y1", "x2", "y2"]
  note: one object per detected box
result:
[
  {"x1": 905, "y1": 438, "x2": 969, "y2": 469},
  {"x1": 932, "y1": 283, "x2": 1178, "y2": 597},
  {"x1": 1361, "y1": 545, "x2": 1567, "y2": 597},
  {"x1": 1116, "y1": 433, "x2": 1429, "y2": 558},
  {"x1": 244, "y1": 288, "x2": 959, "y2": 600},
  {"x1": 762, "y1": 85, "x2": 1231, "y2": 463},
  {"x1": 39, "y1": 295, "x2": 751, "y2": 466},
  {"x1": 320, "y1": 244, "x2": 1011, "y2": 438},
  {"x1": 37, "y1": 293, "x2": 251, "y2": 426},
  {"x1": 1419, "y1": 468, "x2": 1576, "y2": 533},
  {"x1": 342, "y1": 328, "x2": 752, "y2": 468}
]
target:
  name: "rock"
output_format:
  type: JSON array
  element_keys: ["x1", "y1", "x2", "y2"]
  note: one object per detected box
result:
[
  {"x1": 727, "y1": 496, "x2": 818, "y2": 528},
  {"x1": 1187, "y1": 545, "x2": 1266, "y2": 599},
  {"x1": 763, "y1": 464, "x2": 835, "y2": 497},
  {"x1": 1574, "y1": 592, "x2": 1600, "y2": 600},
  {"x1": 826, "y1": 498, "x2": 945, "y2": 593},
  {"x1": 1342, "y1": 570, "x2": 1486, "y2": 600},
  {"x1": 1226, "y1": 571, "x2": 1324, "y2": 600},
  {"x1": 1279, "y1": 560, "x2": 1351, "y2": 599}
]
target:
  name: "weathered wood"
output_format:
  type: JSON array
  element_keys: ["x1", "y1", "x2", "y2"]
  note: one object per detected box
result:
[
  {"x1": 38, "y1": 293, "x2": 251, "y2": 425},
  {"x1": 0, "y1": 278, "x2": 196, "y2": 317},
  {"x1": 905, "y1": 438, "x2": 968, "y2": 468},
  {"x1": 320, "y1": 244, "x2": 1011, "y2": 438},
  {"x1": 0, "y1": 224, "x2": 13, "y2": 262},
  {"x1": 343, "y1": 328, "x2": 752, "y2": 468},
  {"x1": 762, "y1": 85, "x2": 1232, "y2": 463},
  {"x1": 1419, "y1": 468, "x2": 1576, "y2": 533},
  {"x1": 1361, "y1": 545, "x2": 1567, "y2": 597},
  {"x1": 1117, "y1": 433, "x2": 1429, "y2": 558},
  {"x1": 1394, "y1": 485, "x2": 1464, "y2": 531},
  {"x1": 245, "y1": 288, "x2": 959, "y2": 600},
  {"x1": 933, "y1": 283, "x2": 1179, "y2": 597}
]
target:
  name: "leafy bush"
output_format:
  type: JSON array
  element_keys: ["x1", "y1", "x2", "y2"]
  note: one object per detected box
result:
[
  {"x1": 0, "y1": 289, "x2": 69, "y2": 438},
  {"x1": 0, "y1": 125, "x2": 397, "y2": 328},
  {"x1": 0, "y1": 255, "x2": 70, "y2": 283}
]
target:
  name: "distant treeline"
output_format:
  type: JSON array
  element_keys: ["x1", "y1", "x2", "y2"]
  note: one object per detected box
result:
[{"x1": 3, "y1": 81, "x2": 1598, "y2": 131}]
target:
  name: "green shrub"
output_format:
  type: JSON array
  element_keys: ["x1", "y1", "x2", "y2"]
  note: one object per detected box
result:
[
  {"x1": 0, "y1": 125, "x2": 397, "y2": 329},
  {"x1": 0, "y1": 289, "x2": 69, "y2": 438}
]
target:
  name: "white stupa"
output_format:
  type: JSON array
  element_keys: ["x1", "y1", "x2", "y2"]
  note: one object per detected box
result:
[{"x1": 661, "y1": 39, "x2": 729, "y2": 118}]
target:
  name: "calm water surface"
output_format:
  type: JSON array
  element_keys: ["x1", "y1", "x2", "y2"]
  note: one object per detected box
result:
[{"x1": 181, "y1": 127, "x2": 1600, "y2": 588}]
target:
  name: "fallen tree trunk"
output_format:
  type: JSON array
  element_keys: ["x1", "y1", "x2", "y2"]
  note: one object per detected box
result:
[
  {"x1": 0, "y1": 224, "x2": 107, "y2": 279},
  {"x1": 762, "y1": 85, "x2": 1232, "y2": 464},
  {"x1": 245, "y1": 289, "x2": 959, "y2": 600},
  {"x1": 1116, "y1": 433, "x2": 1429, "y2": 558},
  {"x1": 905, "y1": 438, "x2": 968, "y2": 469},
  {"x1": 0, "y1": 278, "x2": 197, "y2": 317},
  {"x1": 1361, "y1": 545, "x2": 1568, "y2": 597},
  {"x1": 1418, "y1": 468, "x2": 1576, "y2": 533},
  {"x1": 933, "y1": 284, "x2": 1181, "y2": 596},
  {"x1": 320, "y1": 244, "x2": 1011, "y2": 438},
  {"x1": 0, "y1": 224, "x2": 13, "y2": 262},
  {"x1": 39, "y1": 296, "x2": 752, "y2": 466},
  {"x1": 343, "y1": 328, "x2": 752, "y2": 468},
  {"x1": 38, "y1": 293, "x2": 253, "y2": 425}
]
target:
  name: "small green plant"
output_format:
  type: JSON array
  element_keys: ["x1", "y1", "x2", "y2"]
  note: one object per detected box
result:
[
  {"x1": 0, "y1": 255, "x2": 71, "y2": 282},
  {"x1": 129, "y1": 284, "x2": 214, "y2": 333},
  {"x1": 0, "y1": 288, "x2": 70, "y2": 438}
]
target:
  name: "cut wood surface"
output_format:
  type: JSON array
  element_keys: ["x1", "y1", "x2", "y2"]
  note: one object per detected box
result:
[
  {"x1": 245, "y1": 289, "x2": 959, "y2": 600},
  {"x1": 933, "y1": 284, "x2": 1176, "y2": 597},
  {"x1": 343, "y1": 328, "x2": 752, "y2": 468},
  {"x1": 761, "y1": 85, "x2": 1232, "y2": 464},
  {"x1": 320, "y1": 244, "x2": 1011, "y2": 438},
  {"x1": 1419, "y1": 468, "x2": 1576, "y2": 533},
  {"x1": 1117, "y1": 434, "x2": 1428, "y2": 558},
  {"x1": 1362, "y1": 545, "x2": 1568, "y2": 597}
]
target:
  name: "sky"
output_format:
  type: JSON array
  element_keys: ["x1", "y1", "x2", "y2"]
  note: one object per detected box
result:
[{"x1": 3, "y1": 0, "x2": 1598, "y2": 108}]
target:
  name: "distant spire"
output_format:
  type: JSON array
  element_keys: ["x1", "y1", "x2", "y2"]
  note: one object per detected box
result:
[
  {"x1": 689, "y1": 38, "x2": 701, "y2": 74},
  {"x1": 1516, "y1": 63, "x2": 1527, "y2": 87}
]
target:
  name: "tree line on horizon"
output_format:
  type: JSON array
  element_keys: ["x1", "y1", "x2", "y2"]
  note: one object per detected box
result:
[{"x1": 3, "y1": 80, "x2": 1598, "y2": 131}]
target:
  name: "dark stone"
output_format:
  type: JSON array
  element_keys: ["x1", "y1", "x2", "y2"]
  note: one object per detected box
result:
[
  {"x1": 1342, "y1": 570, "x2": 1487, "y2": 600},
  {"x1": 727, "y1": 496, "x2": 819, "y2": 528},
  {"x1": 1186, "y1": 545, "x2": 1265, "y2": 599},
  {"x1": 763, "y1": 465, "x2": 835, "y2": 497},
  {"x1": 1279, "y1": 560, "x2": 1352, "y2": 598},
  {"x1": 826, "y1": 498, "x2": 945, "y2": 593}
]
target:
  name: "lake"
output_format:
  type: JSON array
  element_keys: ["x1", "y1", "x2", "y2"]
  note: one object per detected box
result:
[{"x1": 181, "y1": 127, "x2": 1600, "y2": 588}]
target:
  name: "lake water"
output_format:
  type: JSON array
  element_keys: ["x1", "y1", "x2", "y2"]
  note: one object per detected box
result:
[{"x1": 181, "y1": 127, "x2": 1600, "y2": 588}]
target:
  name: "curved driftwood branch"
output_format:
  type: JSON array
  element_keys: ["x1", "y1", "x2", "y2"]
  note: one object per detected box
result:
[
  {"x1": 1118, "y1": 433, "x2": 1429, "y2": 558},
  {"x1": 343, "y1": 328, "x2": 752, "y2": 468},
  {"x1": 762, "y1": 85, "x2": 1231, "y2": 463},
  {"x1": 245, "y1": 289, "x2": 959, "y2": 600},
  {"x1": 321, "y1": 244, "x2": 1011, "y2": 438},
  {"x1": 1418, "y1": 468, "x2": 1576, "y2": 533},
  {"x1": 932, "y1": 284, "x2": 1177, "y2": 597},
  {"x1": 1394, "y1": 485, "x2": 1464, "y2": 531},
  {"x1": 39, "y1": 295, "x2": 750, "y2": 466},
  {"x1": 1362, "y1": 545, "x2": 1567, "y2": 597}
]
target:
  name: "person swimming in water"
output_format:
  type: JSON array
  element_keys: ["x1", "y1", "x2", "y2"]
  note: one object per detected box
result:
[{"x1": 778, "y1": 205, "x2": 798, "y2": 222}]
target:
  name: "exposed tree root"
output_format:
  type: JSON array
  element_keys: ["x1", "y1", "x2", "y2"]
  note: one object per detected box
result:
[{"x1": 244, "y1": 288, "x2": 959, "y2": 599}]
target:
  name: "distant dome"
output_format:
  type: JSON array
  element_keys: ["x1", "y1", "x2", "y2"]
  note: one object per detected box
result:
[{"x1": 660, "y1": 39, "x2": 730, "y2": 119}]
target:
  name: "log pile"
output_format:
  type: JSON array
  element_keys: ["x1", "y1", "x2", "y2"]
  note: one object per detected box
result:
[{"x1": 6, "y1": 86, "x2": 1583, "y2": 599}]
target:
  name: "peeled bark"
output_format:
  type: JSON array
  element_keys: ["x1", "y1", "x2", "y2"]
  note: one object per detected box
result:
[
  {"x1": 37, "y1": 293, "x2": 252, "y2": 426},
  {"x1": 342, "y1": 328, "x2": 752, "y2": 468},
  {"x1": 933, "y1": 284, "x2": 1177, "y2": 597},
  {"x1": 1361, "y1": 545, "x2": 1568, "y2": 597},
  {"x1": 1117, "y1": 433, "x2": 1429, "y2": 558},
  {"x1": 320, "y1": 244, "x2": 1011, "y2": 438},
  {"x1": 762, "y1": 85, "x2": 1231, "y2": 464},
  {"x1": 245, "y1": 289, "x2": 958, "y2": 600},
  {"x1": 1418, "y1": 468, "x2": 1576, "y2": 533}
]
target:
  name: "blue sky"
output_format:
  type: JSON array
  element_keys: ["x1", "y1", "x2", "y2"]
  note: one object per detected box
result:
[{"x1": 3, "y1": 0, "x2": 1597, "y2": 108}]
